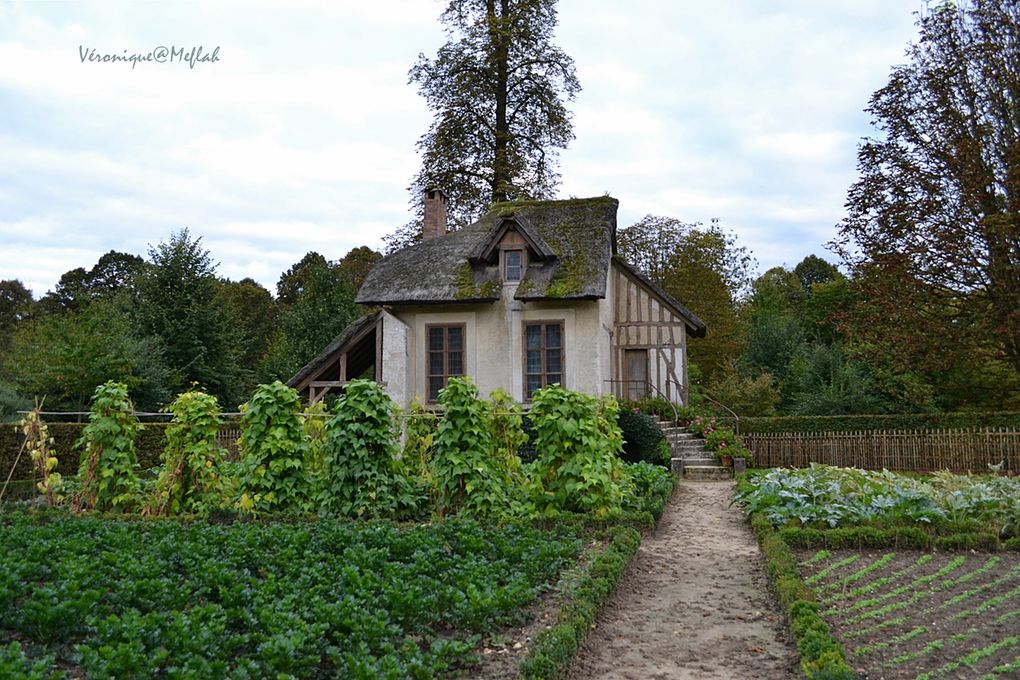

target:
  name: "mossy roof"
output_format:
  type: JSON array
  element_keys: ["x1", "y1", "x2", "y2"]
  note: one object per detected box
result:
[{"x1": 356, "y1": 196, "x2": 619, "y2": 305}]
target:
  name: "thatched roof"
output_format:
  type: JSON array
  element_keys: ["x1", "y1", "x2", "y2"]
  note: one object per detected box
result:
[{"x1": 356, "y1": 196, "x2": 619, "y2": 305}]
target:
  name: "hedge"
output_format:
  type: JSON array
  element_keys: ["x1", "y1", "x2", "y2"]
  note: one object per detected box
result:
[
  {"x1": 1, "y1": 422, "x2": 241, "y2": 482},
  {"x1": 746, "y1": 501, "x2": 857, "y2": 678},
  {"x1": 519, "y1": 525, "x2": 641, "y2": 679},
  {"x1": 727, "y1": 411, "x2": 1020, "y2": 434}
]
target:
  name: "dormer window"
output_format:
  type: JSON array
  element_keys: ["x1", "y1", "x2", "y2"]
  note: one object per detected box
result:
[{"x1": 504, "y1": 249, "x2": 523, "y2": 281}]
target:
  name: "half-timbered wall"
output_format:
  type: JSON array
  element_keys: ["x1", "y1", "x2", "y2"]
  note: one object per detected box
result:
[{"x1": 611, "y1": 263, "x2": 689, "y2": 404}]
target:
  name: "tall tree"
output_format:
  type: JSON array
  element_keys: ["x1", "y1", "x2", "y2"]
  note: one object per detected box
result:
[
  {"x1": 0, "y1": 279, "x2": 33, "y2": 345},
  {"x1": 259, "y1": 254, "x2": 360, "y2": 383},
  {"x1": 133, "y1": 230, "x2": 243, "y2": 407},
  {"x1": 215, "y1": 278, "x2": 280, "y2": 396},
  {"x1": 5, "y1": 300, "x2": 170, "y2": 413},
  {"x1": 38, "y1": 251, "x2": 144, "y2": 314},
  {"x1": 386, "y1": 0, "x2": 580, "y2": 251},
  {"x1": 836, "y1": 1, "x2": 1020, "y2": 377},
  {"x1": 618, "y1": 216, "x2": 755, "y2": 380}
]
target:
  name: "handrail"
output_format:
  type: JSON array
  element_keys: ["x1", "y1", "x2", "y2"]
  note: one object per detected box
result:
[
  {"x1": 603, "y1": 379, "x2": 679, "y2": 425},
  {"x1": 664, "y1": 379, "x2": 740, "y2": 435}
]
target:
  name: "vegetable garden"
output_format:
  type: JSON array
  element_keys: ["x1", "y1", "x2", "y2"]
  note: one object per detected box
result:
[
  {"x1": 1, "y1": 377, "x2": 676, "y2": 679},
  {"x1": 738, "y1": 465, "x2": 1020, "y2": 679}
]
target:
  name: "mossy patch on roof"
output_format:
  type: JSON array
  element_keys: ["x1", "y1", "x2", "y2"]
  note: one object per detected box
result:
[{"x1": 357, "y1": 196, "x2": 618, "y2": 305}]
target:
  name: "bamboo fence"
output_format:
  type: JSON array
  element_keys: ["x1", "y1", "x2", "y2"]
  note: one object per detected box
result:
[{"x1": 744, "y1": 427, "x2": 1020, "y2": 473}]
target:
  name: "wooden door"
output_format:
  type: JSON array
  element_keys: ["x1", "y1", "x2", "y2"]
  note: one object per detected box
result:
[{"x1": 625, "y1": 349, "x2": 648, "y2": 400}]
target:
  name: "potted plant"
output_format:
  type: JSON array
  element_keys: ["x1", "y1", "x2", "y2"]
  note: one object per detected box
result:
[{"x1": 705, "y1": 428, "x2": 751, "y2": 470}]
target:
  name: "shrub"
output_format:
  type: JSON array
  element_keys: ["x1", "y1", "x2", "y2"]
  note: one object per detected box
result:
[
  {"x1": 72, "y1": 381, "x2": 141, "y2": 512},
  {"x1": 617, "y1": 409, "x2": 668, "y2": 465},
  {"x1": 620, "y1": 462, "x2": 675, "y2": 521},
  {"x1": 704, "y1": 426, "x2": 752, "y2": 462},
  {"x1": 618, "y1": 396, "x2": 675, "y2": 422},
  {"x1": 737, "y1": 411, "x2": 1020, "y2": 434},
  {"x1": 686, "y1": 415, "x2": 718, "y2": 437},
  {"x1": 528, "y1": 385, "x2": 625, "y2": 519},
  {"x1": 236, "y1": 381, "x2": 313, "y2": 514}
]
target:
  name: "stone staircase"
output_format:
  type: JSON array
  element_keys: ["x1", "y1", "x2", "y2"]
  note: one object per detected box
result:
[{"x1": 657, "y1": 420, "x2": 733, "y2": 480}]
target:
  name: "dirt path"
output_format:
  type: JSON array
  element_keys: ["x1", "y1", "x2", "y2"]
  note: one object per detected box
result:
[{"x1": 569, "y1": 480, "x2": 800, "y2": 680}]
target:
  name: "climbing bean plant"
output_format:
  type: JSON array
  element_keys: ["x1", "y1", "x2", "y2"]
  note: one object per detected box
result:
[
  {"x1": 236, "y1": 381, "x2": 312, "y2": 514},
  {"x1": 18, "y1": 402, "x2": 63, "y2": 507},
  {"x1": 148, "y1": 390, "x2": 229, "y2": 516},
  {"x1": 489, "y1": 387, "x2": 526, "y2": 479},
  {"x1": 318, "y1": 379, "x2": 419, "y2": 518},
  {"x1": 72, "y1": 381, "x2": 141, "y2": 512},
  {"x1": 528, "y1": 385, "x2": 625, "y2": 519},
  {"x1": 433, "y1": 377, "x2": 516, "y2": 517}
]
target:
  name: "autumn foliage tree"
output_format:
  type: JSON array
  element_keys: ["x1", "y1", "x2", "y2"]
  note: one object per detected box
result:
[
  {"x1": 618, "y1": 216, "x2": 755, "y2": 381},
  {"x1": 836, "y1": 1, "x2": 1020, "y2": 398}
]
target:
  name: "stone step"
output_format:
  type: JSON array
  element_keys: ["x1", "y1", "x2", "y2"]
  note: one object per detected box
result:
[
  {"x1": 683, "y1": 465, "x2": 733, "y2": 481},
  {"x1": 681, "y1": 456, "x2": 717, "y2": 466}
]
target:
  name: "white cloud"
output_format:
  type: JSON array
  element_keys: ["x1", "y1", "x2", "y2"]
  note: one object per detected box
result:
[{"x1": 0, "y1": 0, "x2": 923, "y2": 296}]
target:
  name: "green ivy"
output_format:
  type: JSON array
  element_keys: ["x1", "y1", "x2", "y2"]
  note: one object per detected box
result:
[
  {"x1": 148, "y1": 390, "x2": 230, "y2": 516},
  {"x1": 236, "y1": 381, "x2": 312, "y2": 514},
  {"x1": 527, "y1": 385, "x2": 625, "y2": 519},
  {"x1": 432, "y1": 377, "x2": 515, "y2": 517},
  {"x1": 318, "y1": 379, "x2": 420, "y2": 519},
  {"x1": 73, "y1": 381, "x2": 141, "y2": 512}
]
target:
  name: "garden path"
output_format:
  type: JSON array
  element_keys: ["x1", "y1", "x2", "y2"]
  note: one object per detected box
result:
[{"x1": 568, "y1": 480, "x2": 800, "y2": 679}]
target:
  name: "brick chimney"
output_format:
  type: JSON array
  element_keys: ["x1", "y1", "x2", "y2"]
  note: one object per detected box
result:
[{"x1": 422, "y1": 188, "x2": 448, "y2": 240}]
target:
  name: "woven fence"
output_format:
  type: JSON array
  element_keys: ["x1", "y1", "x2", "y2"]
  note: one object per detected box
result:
[{"x1": 744, "y1": 428, "x2": 1020, "y2": 473}]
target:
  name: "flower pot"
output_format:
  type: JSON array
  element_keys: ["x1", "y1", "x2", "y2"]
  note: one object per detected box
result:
[{"x1": 718, "y1": 454, "x2": 733, "y2": 468}]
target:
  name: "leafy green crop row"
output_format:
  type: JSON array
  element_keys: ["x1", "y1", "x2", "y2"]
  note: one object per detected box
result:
[
  {"x1": 736, "y1": 464, "x2": 1020, "y2": 534},
  {"x1": 0, "y1": 513, "x2": 583, "y2": 679}
]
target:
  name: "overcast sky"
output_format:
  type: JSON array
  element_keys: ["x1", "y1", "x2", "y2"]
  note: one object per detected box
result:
[{"x1": 0, "y1": 0, "x2": 925, "y2": 298}]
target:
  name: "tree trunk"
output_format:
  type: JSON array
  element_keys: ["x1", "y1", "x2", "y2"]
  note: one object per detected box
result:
[{"x1": 488, "y1": 0, "x2": 510, "y2": 203}]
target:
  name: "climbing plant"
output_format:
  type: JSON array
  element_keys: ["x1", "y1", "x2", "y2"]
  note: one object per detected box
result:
[
  {"x1": 301, "y1": 398, "x2": 329, "y2": 481},
  {"x1": 318, "y1": 379, "x2": 418, "y2": 518},
  {"x1": 18, "y1": 401, "x2": 63, "y2": 506},
  {"x1": 528, "y1": 385, "x2": 625, "y2": 518},
  {"x1": 489, "y1": 387, "x2": 526, "y2": 479},
  {"x1": 73, "y1": 381, "x2": 142, "y2": 512},
  {"x1": 148, "y1": 390, "x2": 229, "y2": 516},
  {"x1": 432, "y1": 377, "x2": 515, "y2": 517},
  {"x1": 236, "y1": 381, "x2": 312, "y2": 514}
]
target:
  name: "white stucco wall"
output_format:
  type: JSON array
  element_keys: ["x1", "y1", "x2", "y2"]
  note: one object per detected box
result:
[{"x1": 384, "y1": 281, "x2": 611, "y2": 407}]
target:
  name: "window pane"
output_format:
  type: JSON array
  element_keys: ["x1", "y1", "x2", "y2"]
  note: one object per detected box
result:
[
  {"x1": 545, "y1": 323, "x2": 561, "y2": 348},
  {"x1": 526, "y1": 324, "x2": 542, "y2": 349},
  {"x1": 547, "y1": 374, "x2": 561, "y2": 386},
  {"x1": 546, "y1": 349, "x2": 561, "y2": 373},
  {"x1": 505, "y1": 251, "x2": 522, "y2": 281},
  {"x1": 429, "y1": 351, "x2": 444, "y2": 376},
  {"x1": 448, "y1": 351, "x2": 463, "y2": 376},
  {"x1": 527, "y1": 350, "x2": 542, "y2": 374},
  {"x1": 447, "y1": 327, "x2": 463, "y2": 351},
  {"x1": 429, "y1": 377, "x2": 444, "y2": 401},
  {"x1": 428, "y1": 327, "x2": 445, "y2": 351},
  {"x1": 526, "y1": 375, "x2": 541, "y2": 398}
]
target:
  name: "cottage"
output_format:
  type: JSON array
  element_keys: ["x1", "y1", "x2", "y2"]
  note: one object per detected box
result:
[{"x1": 288, "y1": 191, "x2": 706, "y2": 408}]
